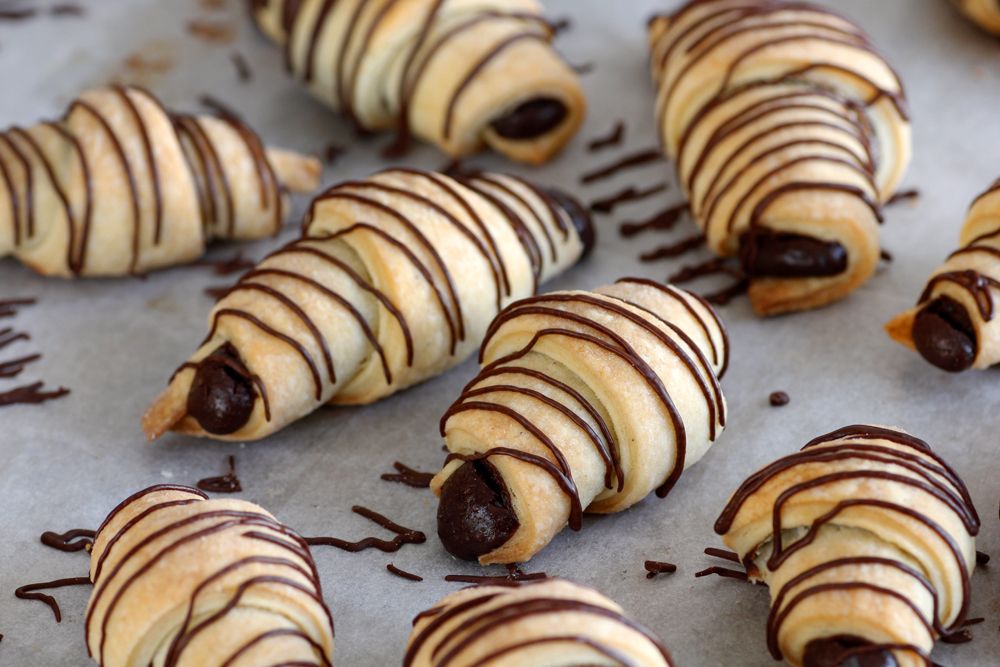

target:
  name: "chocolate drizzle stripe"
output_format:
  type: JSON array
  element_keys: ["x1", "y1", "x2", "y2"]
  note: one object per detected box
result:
[
  {"x1": 112, "y1": 85, "x2": 164, "y2": 245},
  {"x1": 69, "y1": 100, "x2": 144, "y2": 274},
  {"x1": 89, "y1": 511, "x2": 294, "y2": 662},
  {"x1": 387, "y1": 563, "x2": 423, "y2": 582},
  {"x1": 224, "y1": 281, "x2": 336, "y2": 384},
  {"x1": 487, "y1": 292, "x2": 721, "y2": 441},
  {"x1": 220, "y1": 629, "x2": 331, "y2": 667},
  {"x1": 616, "y1": 277, "x2": 730, "y2": 376},
  {"x1": 479, "y1": 321, "x2": 687, "y2": 498},
  {"x1": 6, "y1": 127, "x2": 78, "y2": 272},
  {"x1": 315, "y1": 222, "x2": 458, "y2": 355},
  {"x1": 244, "y1": 268, "x2": 391, "y2": 384},
  {"x1": 276, "y1": 241, "x2": 414, "y2": 367},
  {"x1": 467, "y1": 364, "x2": 622, "y2": 491},
  {"x1": 45, "y1": 122, "x2": 93, "y2": 273},
  {"x1": 442, "y1": 33, "x2": 551, "y2": 140},
  {"x1": 0, "y1": 327, "x2": 29, "y2": 350},
  {"x1": 465, "y1": 173, "x2": 558, "y2": 265},
  {"x1": 405, "y1": 594, "x2": 502, "y2": 664},
  {"x1": 381, "y1": 462, "x2": 434, "y2": 488},
  {"x1": 308, "y1": 190, "x2": 466, "y2": 344},
  {"x1": 920, "y1": 270, "x2": 1000, "y2": 322},
  {"x1": 342, "y1": 180, "x2": 503, "y2": 311},
  {"x1": 0, "y1": 132, "x2": 34, "y2": 240},
  {"x1": 427, "y1": 597, "x2": 674, "y2": 666},
  {"x1": 715, "y1": 426, "x2": 977, "y2": 637},
  {"x1": 209, "y1": 308, "x2": 323, "y2": 400}
]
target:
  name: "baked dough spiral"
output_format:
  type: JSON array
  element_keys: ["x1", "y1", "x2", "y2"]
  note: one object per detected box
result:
[
  {"x1": 886, "y1": 179, "x2": 1000, "y2": 372},
  {"x1": 432, "y1": 278, "x2": 728, "y2": 564},
  {"x1": 143, "y1": 168, "x2": 591, "y2": 442},
  {"x1": 648, "y1": 0, "x2": 911, "y2": 315},
  {"x1": 404, "y1": 579, "x2": 674, "y2": 667},
  {"x1": 248, "y1": 0, "x2": 585, "y2": 165},
  {"x1": 714, "y1": 425, "x2": 978, "y2": 667},
  {"x1": 951, "y1": 0, "x2": 1000, "y2": 35},
  {"x1": 0, "y1": 85, "x2": 321, "y2": 278},
  {"x1": 85, "y1": 485, "x2": 335, "y2": 667}
]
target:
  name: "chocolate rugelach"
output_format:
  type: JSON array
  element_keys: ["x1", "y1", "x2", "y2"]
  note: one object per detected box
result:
[
  {"x1": 647, "y1": 0, "x2": 912, "y2": 315},
  {"x1": 84, "y1": 485, "x2": 334, "y2": 664},
  {"x1": 0, "y1": 85, "x2": 320, "y2": 278},
  {"x1": 144, "y1": 169, "x2": 592, "y2": 442},
  {"x1": 712, "y1": 425, "x2": 978, "y2": 667},
  {"x1": 405, "y1": 579, "x2": 675, "y2": 666},
  {"x1": 432, "y1": 279, "x2": 729, "y2": 565},
  {"x1": 887, "y1": 177, "x2": 1000, "y2": 372},
  {"x1": 248, "y1": 0, "x2": 586, "y2": 165}
]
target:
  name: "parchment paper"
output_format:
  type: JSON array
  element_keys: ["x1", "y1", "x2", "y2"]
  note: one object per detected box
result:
[{"x1": 2, "y1": 0, "x2": 999, "y2": 664}]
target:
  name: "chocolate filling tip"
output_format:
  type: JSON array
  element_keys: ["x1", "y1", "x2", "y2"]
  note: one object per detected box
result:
[
  {"x1": 437, "y1": 460, "x2": 519, "y2": 561},
  {"x1": 739, "y1": 230, "x2": 848, "y2": 278},
  {"x1": 490, "y1": 97, "x2": 568, "y2": 140},
  {"x1": 803, "y1": 636, "x2": 899, "y2": 667},
  {"x1": 547, "y1": 187, "x2": 596, "y2": 257},
  {"x1": 186, "y1": 343, "x2": 256, "y2": 435},
  {"x1": 913, "y1": 295, "x2": 977, "y2": 373}
]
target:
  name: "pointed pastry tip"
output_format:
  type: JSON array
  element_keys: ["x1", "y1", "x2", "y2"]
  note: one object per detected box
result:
[{"x1": 266, "y1": 148, "x2": 322, "y2": 194}]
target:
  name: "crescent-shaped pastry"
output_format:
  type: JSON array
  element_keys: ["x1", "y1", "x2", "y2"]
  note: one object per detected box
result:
[
  {"x1": 0, "y1": 85, "x2": 320, "y2": 278},
  {"x1": 648, "y1": 0, "x2": 912, "y2": 315},
  {"x1": 886, "y1": 179, "x2": 1000, "y2": 372},
  {"x1": 85, "y1": 484, "x2": 335, "y2": 667},
  {"x1": 248, "y1": 0, "x2": 585, "y2": 165},
  {"x1": 714, "y1": 425, "x2": 978, "y2": 667},
  {"x1": 432, "y1": 278, "x2": 728, "y2": 564},
  {"x1": 951, "y1": 0, "x2": 1000, "y2": 35},
  {"x1": 143, "y1": 168, "x2": 592, "y2": 442},
  {"x1": 404, "y1": 579, "x2": 674, "y2": 666}
]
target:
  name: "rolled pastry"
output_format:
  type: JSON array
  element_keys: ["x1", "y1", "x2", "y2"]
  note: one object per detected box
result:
[
  {"x1": 0, "y1": 85, "x2": 321, "y2": 278},
  {"x1": 648, "y1": 0, "x2": 912, "y2": 315},
  {"x1": 85, "y1": 484, "x2": 335, "y2": 667},
  {"x1": 433, "y1": 278, "x2": 728, "y2": 564},
  {"x1": 951, "y1": 0, "x2": 1000, "y2": 35},
  {"x1": 886, "y1": 179, "x2": 1000, "y2": 372},
  {"x1": 143, "y1": 168, "x2": 592, "y2": 441},
  {"x1": 248, "y1": 0, "x2": 585, "y2": 165},
  {"x1": 714, "y1": 425, "x2": 978, "y2": 667},
  {"x1": 404, "y1": 579, "x2": 673, "y2": 666}
]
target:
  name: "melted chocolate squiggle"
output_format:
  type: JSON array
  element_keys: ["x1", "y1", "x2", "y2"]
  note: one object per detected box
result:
[
  {"x1": 15, "y1": 576, "x2": 91, "y2": 623},
  {"x1": 304, "y1": 506, "x2": 426, "y2": 553}
]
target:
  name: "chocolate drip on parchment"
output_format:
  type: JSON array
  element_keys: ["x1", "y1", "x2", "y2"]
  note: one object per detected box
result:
[
  {"x1": 14, "y1": 576, "x2": 91, "y2": 623},
  {"x1": 304, "y1": 506, "x2": 425, "y2": 553}
]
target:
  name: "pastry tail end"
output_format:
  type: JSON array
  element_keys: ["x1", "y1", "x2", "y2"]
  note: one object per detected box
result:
[{"x1": 265, "y1": 148, "x2": 323, "y2": 194}]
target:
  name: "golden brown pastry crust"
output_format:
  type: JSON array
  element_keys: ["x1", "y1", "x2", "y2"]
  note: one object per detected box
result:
[
  {"x1": 249, "y1": 0, "x2": 585, "y2": 164},
  {"x1": 714, "y1": 425, "x2": 978, "y2": 667},
  {"x1": 648, "y1": 0, "x2": 911, "y2": 316},
  {"x1": 143, "y1": 168, "x2": 586, "y2": 442},
  {"x1": 404, "y1": 579, "x2": 673, "y2": 667},
  {"x1": 85, "y1": 485, "x2": 334, "y2": 667},
  {"x1": 0, "y1": 85, "x2": 320, "y2": 278},
  {"x1": 952, "y1": 0, "x2": 1000, "y2": 35},
  {"x1": 433, "y1": 279, "x2": 728, "y2": 564},
  {"x1": 886, "y1": 180, "x2": 1000, "y2": 370}
]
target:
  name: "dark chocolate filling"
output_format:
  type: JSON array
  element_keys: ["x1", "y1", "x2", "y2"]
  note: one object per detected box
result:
[
  {"x1": 912, "y1": 295, "x2": 977, "y2": 373},
  {"x1": 186, "y1": 343, "x2": 256, "y2": 435},
  {"x1": 490, "y1": 98, "x2": 568, "y2": 140},
  {"x1": 437, "y1": 460, "x2": 519, "y2": 561},
  {"x1": 547, "y1": 187, "x2": 596, "y2": 257},
  {"x1": 803, "y1": 636, "x2": 899, "y2": 667},
  {"x1": 740, "y1": 230, "x2": 848, "y2": 278}
]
